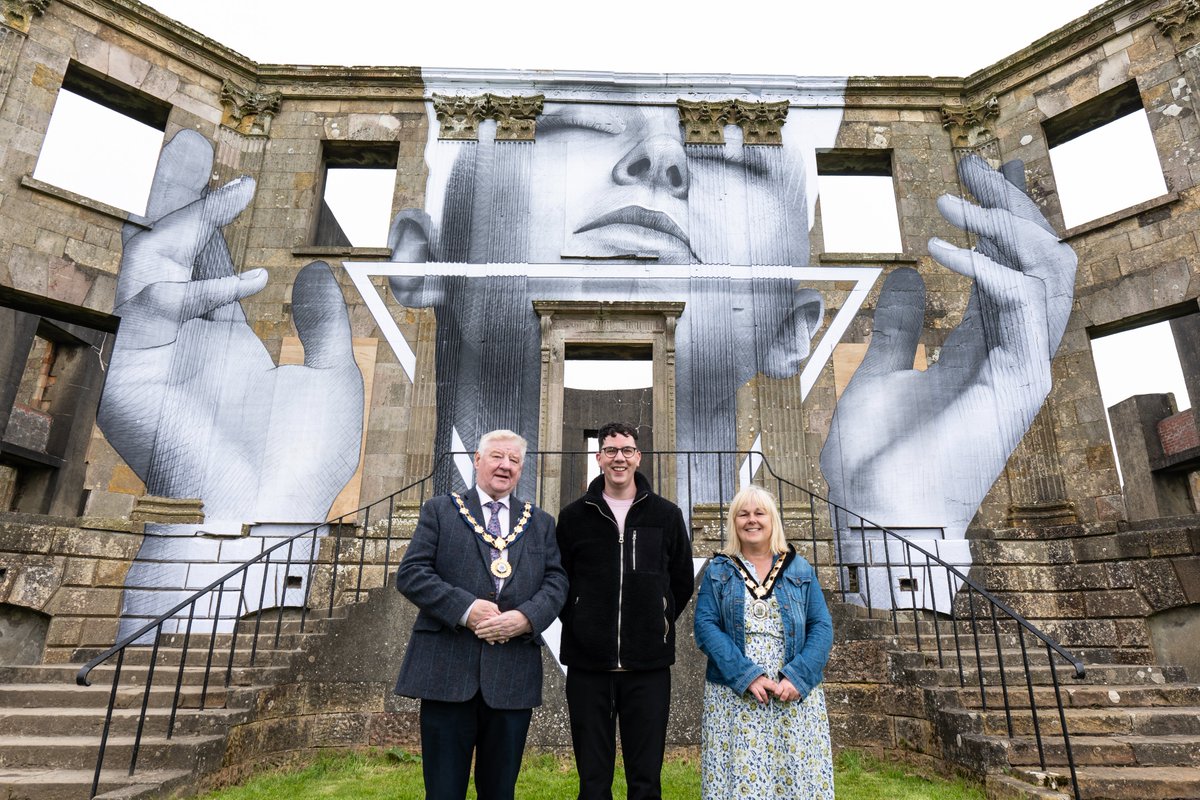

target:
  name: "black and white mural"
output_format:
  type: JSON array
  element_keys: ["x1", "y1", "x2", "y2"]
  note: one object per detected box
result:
[{"x1": 98, "y1": 76, "x2": 1076, "y2": 627}]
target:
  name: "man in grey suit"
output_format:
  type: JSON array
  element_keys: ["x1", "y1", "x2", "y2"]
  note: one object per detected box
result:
[{"x1": 395, "y1": 429, "x2": 568, "y2": 800}]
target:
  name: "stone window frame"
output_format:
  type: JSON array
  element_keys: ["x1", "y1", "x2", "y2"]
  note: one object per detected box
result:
[
  {"x1": 815, "y1": 148, "x2": 904, "y2": 256},
  {"x1": 1042, "y1": 80, "x2": 1170, "y2": 230},
  {"x1": 30, "y1": 60, "x2": 170, "y2": 216},
  {"x1": 308, "y1": 140, "x2": 400, "y2": 251}
]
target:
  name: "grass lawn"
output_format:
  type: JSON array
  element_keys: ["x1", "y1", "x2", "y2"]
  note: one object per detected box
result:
[{"x1": 195, "y1": 748, "x2": 987, "y2": 799}]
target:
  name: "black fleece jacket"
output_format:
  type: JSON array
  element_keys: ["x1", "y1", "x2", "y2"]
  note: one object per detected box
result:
[{"x1": 556, "y1": 472, "x2": 695, "y2": 671}]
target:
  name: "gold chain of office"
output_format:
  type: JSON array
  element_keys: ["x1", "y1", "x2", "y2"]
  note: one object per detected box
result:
[{"x1": 451, "y1": 492, "x2": 532, "y2": 549}]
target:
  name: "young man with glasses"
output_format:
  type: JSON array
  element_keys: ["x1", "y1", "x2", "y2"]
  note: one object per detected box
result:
[{"x1": 556, "y1": 421, "x2": 695, "y2": 800}]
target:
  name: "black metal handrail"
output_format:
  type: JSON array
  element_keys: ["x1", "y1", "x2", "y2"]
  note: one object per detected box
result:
[{"x1": 76, "y1": 449, "x2": 1084, "y2": 799}]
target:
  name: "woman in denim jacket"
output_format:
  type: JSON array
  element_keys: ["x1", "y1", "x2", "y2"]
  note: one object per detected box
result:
[{"x1": 693, "y1": 485, "x2": 834, "y2": 799}]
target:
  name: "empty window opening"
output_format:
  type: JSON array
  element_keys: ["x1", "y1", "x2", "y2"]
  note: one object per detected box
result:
[
  {"x1": 32, "y1": 62, "x2": 168, "y2": 215},
  {"x1": 313, "y1": 142, "x2": 398, "y2": 247},
  {"x1": 1090, "y1": 315, "x2": 1191, "y2": 484},
  {"x1": 816, "y1": 149, "x2": 903, "y2": 254},
  {"x1": 1044, "y1": 81, "x2": 1168, "y2": 229},
  {"x1": 898, "y1": 577, "x2": 919, "y2": 593},
  {"x1": 563, "y1": 343, "x2": 653, "y2": 493}
]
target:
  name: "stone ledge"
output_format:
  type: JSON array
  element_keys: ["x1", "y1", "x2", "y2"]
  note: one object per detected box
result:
[
  {"x1": 291, "y1": 246, "x2": 392, "y2": 259},
  {"x1": 818, "y1": 251, "x2": 921, "y2": 264},
  {"x1": 18, "y1": 175, "x2": 149, "y2": 228},
  {"x1": 1061, "y1": 191, "x2": 1181, "y2": 241}
]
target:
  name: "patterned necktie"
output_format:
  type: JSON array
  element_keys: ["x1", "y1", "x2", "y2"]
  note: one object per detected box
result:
[{"x1": 485, "y1": 500, "x2": 504, "y2": 593}]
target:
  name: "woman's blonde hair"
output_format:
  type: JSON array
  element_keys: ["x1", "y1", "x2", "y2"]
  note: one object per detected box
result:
[{"x1": 722, "y1": 485, "x2": 787, "y2": 556}]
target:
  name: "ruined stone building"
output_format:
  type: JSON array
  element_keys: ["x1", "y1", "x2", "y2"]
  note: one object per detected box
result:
[{"x1": 0, "y1": 0, "x2": 1198, "y2": 797}]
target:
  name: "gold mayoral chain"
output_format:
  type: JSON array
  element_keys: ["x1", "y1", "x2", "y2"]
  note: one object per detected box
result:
[
  {"x1": 451, "y1": 493, "x2": 533, "y2": 579},
  {"x1": 729, "y1": 549, "x2": 792, "y2": 619}
]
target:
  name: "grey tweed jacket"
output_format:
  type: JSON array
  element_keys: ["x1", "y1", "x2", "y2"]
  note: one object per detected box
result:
[{"x1": 393, "y1": 489, "x2": 567, "y2": 709}]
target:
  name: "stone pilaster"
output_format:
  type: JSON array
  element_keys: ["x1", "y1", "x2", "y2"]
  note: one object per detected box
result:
[
  {"x1": 214, "y1": 80, "x2": 277, "y2": 271},
  {"x1": 941, "y1": 94, "x2": 1000, "y2": 165},
  {"x1": 676, "y1": 99, "x2": 733, "y2": 144},
  {"x1": 433, "y1": 93, "x2": 489, "y2": 140},
  {"x1": 1005, "y1": 402, "x2": 1078, "y2": 527},
  {"x1": 0, "y1": 0, "x2": 49, "y2": 33},
  {"x1": 0, "y1": 0, "x2": 44, "y2": 98},
  {"x1": 220, "y1": 78, "x2": 282, "y2": 137},
  {"x1": 731, "y1": 99, "x2": 789, "y2": 146},
  {"x1": 1155, "y1": 0, "x2": 1200, "y2": 51},
  {"x1": 488, "y1": 93, "x2": 543, "y2": 141},
  {"x1": 433, "y1": 94, "x2": 544, "y2": 141}
]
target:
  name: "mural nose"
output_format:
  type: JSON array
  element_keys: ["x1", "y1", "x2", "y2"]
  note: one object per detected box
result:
[{"x1": 612, "y1": 135, "x2": 689, "y2": 198}]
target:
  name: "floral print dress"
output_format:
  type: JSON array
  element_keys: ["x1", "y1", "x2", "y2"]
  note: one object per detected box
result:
[{"x1": 700, "y1": 561, "x2": 835, "y2": 799}]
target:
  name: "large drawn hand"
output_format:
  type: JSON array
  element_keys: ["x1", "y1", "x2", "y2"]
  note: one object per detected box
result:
[
  {"x1": 819, "y1": 155, "x2": 1077, "y2": 538},
  {"x1": 97, "y1": 130, "x2": 364, "y2": 523}
]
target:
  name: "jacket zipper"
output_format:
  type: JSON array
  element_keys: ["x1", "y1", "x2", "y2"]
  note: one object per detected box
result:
[
  {"x1": 586, "y1": 493, "x2": 647, "y2": 670},
  {"x1": 632, "y1": 531, "x2": 637, "y2": 571}
]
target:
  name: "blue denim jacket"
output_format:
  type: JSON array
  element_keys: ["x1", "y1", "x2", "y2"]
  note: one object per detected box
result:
[{"x1": 693, "y1": 549, "x2": 833, "y2": 697}]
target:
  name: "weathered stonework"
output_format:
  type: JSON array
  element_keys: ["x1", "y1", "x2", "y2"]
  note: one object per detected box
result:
[
  {"x1": 676, "y1": 99, "x2": 732, "y2": 144},
  {"x1": 220, "y1": 78, "x2": 281, "y2": 136},
  {"x1": 0, "y1": 0, "x2": 49, "y2": 33},
  {"x1": 1, "y1": 1, "x2": 1200, "y2": 791}
]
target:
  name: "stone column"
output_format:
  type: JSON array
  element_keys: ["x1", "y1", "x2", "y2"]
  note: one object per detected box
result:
[
  {"x1": 942, "y1": 94, "x2": 1078, "y2": 527},
  {"x1": 215, "y1": 79, "x2": 281, "y2": 271},
  {"x1": 0, "y1": 0, "x2": 49, "y2": 96},
  {"x1": 1154, "y1": 0, "x2": 1200, "y2": 195}
]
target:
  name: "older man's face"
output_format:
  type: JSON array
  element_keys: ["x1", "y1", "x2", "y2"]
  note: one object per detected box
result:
[{"x1": 522, "y1": 103, "x2": 807, "y2": 266}]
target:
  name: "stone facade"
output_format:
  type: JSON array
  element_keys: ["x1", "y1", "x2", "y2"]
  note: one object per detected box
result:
[{"x1": 1, "y1": 0, "x2": 1200, "y2": 783}]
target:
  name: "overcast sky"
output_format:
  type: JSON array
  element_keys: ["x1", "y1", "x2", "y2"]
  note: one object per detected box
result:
[{"x1": 142, "y1": 1, "x2": 1103, "y2": 76}]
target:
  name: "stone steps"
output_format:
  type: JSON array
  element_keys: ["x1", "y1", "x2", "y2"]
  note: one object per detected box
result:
[
  {"x1": 0, "y1": 706, "x2": 248, "y2": 737},
  {"x1": 0, "y1": 733, "x2": 225, "y2": 772},
  {"x1": 942, "y1": 683, "x2": 1200, "y2": 711},
  {"x1": 945, "y1": 705, "x2": 1200, "y2": 738},
  {"x1": 1070, "y1": 766, "x2": 1200, "y2": 799},
  {"x1": 2, "y1": 662, "x2": 287, "y2": 688},
  {"x1": 0, "y1": 603, "x2": 324, "y2": 800},
  {"x1": 0, "y1": 682, "x2": 240, "y2": 710},
  {"x1": 990, "y1": 733, "x2": 1200, "y2": 768},
  {"x1": 0, "y1": 768, "x2": 192, "y2": 800}
]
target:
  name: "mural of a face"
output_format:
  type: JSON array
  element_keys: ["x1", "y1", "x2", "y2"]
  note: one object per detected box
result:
[
  {"x1": 398, "y1": 95, "x2": 831, "y2": 500},
  {"x1": 428, "y1": 101, "x2": 815, "y2": 268}
]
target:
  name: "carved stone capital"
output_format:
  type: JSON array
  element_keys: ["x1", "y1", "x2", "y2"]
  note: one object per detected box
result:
[
  {"x1": 433, "y1": 93, "x2": 490, "y2": 140},
  {"x1": 1156, "y1": 0, "x2": 1200, "y2": 50},
  {"x1": 220, "y1": 79, "x2": 282, "y2": 137},
  {"x1": 1, "y1": 0, "x2": 49, "y2": 33},
  {"x1": 488, "y1": 93, "x2": 544, "y2": 141},
  {"x1": 676, "y1": 99, "x2": 734, "y2": 144},
  {"x1": 731, "y1": 99, "x2": 789, "y2": 146},
  {"x1": 940, "y1": 95, "x2": 999, "y2": 147}
]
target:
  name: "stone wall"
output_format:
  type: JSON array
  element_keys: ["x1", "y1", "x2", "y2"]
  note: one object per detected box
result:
[
  {"x1": 0, "y1": 0, "x2": 1195, "y2": 533},
  {"x1": 0, "y1": 514, "x2": 142, "y2": 663},
  {"x1": 971, "y1": 516, "x2": 1200, "y2": 668}
]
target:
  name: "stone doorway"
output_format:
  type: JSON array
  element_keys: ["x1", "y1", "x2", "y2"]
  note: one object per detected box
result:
[{"x1": 534, "y1": 301, "x2": 681, "y2": 515}]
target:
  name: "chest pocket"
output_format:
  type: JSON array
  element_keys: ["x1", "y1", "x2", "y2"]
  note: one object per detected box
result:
[{"x1": 628, "y1": 526, "x2": 664, "y2": 573}]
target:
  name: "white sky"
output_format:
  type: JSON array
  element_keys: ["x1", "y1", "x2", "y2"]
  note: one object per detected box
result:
[{"x1": 141, "y1": 1, "x2": 1101, "y2": 77}]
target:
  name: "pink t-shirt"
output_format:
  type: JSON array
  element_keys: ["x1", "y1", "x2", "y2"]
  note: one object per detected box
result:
[{"x1": 603, "y1": 492, "x2": 635, "y2": 534}]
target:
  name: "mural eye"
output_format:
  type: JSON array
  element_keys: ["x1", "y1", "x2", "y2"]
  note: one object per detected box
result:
[{"x1": 539, "y1": 110, "x2": 626, "y2": 136}]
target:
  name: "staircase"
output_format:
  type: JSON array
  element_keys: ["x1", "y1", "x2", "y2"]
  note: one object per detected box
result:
[
  {"x1": 2, "y1": 454, "x2": 1198, "y2": 800},
  {"x1": 886, "y1": 624, "x2": 1200, "y2": 799},
  {"x1": 0, "y1": 619, "x2": 332, "y2": 799}
]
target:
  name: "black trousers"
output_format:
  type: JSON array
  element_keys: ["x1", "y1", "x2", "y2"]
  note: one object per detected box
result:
[
  {"x1": 419, "y1": 693, "x2": 532, "y2": 800},
  {"x1": 565, "y1": 667, "x2": 671, "y2": 800}
]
